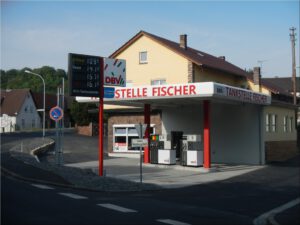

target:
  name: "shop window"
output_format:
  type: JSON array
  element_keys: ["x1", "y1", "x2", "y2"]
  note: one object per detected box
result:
[
  {"x1": 113, "y1": 124, "x2": 155, "y2": 152},
  {"x1": 151, "y1": 79, "x2": 166, "y2": 85},
  {"x1": 265, "y1": 114, "x2": 270, "y2": 132},
  {"x1": 271, "y1": 114, "x2": 277, "y2": 132},
  {"x1": 114, "y1": 136, "x2": 127, "y2": 151},
  {"x1": 139, "y1": 51, "x2": 148, "y2": 64},
  {"x1": 128, "y1": 127, "x2": 138, "y2": 135},
  {"x1": 115, "y1": 127, "x2": 126, "y2": 134}
]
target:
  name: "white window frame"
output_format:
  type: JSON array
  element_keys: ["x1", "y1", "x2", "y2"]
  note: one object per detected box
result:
[
  {"x1": 151, "y1": 79, "x2": 166, "y2": 86},
  {"x1": 271, "y1": 114, "x2": 277, "y2": 132},
  {"x1": 265, "y1": 114, "x2": 270, "y2": 132},
  {"x1": 289, "y1": 117, "x2": 293, "y2": 132},
  {"x1": 283, "y1": 116, "x2": 288, "y2": 133},
  {"x1": 139, "y1": 51, "x2": 148, "y2": 64},
  {"x1": 113, "y1": 124, "x2": 155, "y2": 152},
  {"x1": 126, "y1": 80, "x2": 133, "y2": 87}
]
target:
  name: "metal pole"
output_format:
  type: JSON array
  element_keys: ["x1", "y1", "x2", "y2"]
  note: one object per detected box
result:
[
  {"x1": 290, "y1": 27, "x2": 297, "y2": 105},
  {"x1": 99, "y1": 58, "x2": 104, "y2": 176},
  {"x1": 43, "y1": 78, "x2": 45, "y2": 138},
  {"x1": 55, "y1": 87, "x2": 59, "y2": 165},
  {"x1": 59, "y1": 87, "x2": 63, "y2": 165},
  {"x1": 24, "y1": 70, "x2": 46, "y2": 138},
  {"x1": 139, "y1": 123, "x2": 143, "y2": 184}
]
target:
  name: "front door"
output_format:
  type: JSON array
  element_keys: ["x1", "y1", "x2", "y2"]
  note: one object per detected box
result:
[{"x1": 171, "y1": 131, "x2": 183, "y2": 158}]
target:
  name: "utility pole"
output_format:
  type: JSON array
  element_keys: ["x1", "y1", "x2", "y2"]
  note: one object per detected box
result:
[{"x1": 290, "y1": 27, "x2": 297, "y2": 105}]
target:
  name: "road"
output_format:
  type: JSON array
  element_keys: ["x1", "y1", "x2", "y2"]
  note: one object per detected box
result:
[{"x1": 1, "y1": 131, "x2": 300, "y2": 225}]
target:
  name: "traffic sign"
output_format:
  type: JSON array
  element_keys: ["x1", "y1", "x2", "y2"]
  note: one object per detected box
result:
[
  {"x1": 135, "y1": 124, "x2": 147, "y2": 138},
  {"x1": 132, "y1": 139, "x2": 148, "y2": 148},
  {"x1": 49, "y1": 106, "x2": 64, "y2": 121},
  {"x1": 104, "y1": 87, "x2": 115, "y2": 98}
]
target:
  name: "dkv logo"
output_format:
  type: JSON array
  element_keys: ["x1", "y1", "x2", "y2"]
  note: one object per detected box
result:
[
  {"x1": 104, "y1": 58, "x2": 126, "y2": 87},
  {"x1": 105, "y1": 73, "x2": 125, "y2": 86}
]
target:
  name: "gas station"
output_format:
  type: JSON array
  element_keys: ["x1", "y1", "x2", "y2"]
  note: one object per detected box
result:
[
  {"x1": 103, "y1": 82, "x2": 271, "y2": 169},
  {"x1": 70, "y1": 53, "x2": 272, "y2": 175}
]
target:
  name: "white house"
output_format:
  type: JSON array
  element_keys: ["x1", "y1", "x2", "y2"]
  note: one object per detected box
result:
[{"x1": 0, "y1": 89, "x2": 41, "y2": 133}]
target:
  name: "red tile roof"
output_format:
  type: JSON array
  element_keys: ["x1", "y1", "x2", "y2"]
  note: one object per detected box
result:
[
  {"x1": 31, "y1": 92, "x2": 73, "y2": 111},
  {"x1": 0, "y1": 89, "x2": 31, "y2": 116},
  {"x1": 110, "y1": 30, "x2": 249, "y2": 78}
]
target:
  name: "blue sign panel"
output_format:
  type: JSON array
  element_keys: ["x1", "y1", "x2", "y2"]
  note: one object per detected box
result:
[
  {"x1": 49, "y1": 106, "x2": 64, "y2": 121},
  {"x1": 104, "y1": 87, "x2": 115, "y2": 98}
]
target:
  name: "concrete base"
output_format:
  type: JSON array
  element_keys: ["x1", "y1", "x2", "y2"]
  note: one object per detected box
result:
[
  {"x1": 108, "y1": 152, "x2": 140, "y2": 158},
  {"x1": 65, "y1": 157, "x2": 264, "y2": 189}
]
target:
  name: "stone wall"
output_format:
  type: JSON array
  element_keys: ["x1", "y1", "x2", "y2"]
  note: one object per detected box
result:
[
  {"x1": 265, "y1": 140, "x2": 299, "y2": 162},
  {"x1": 108, "y1": 112, "x2": 161, "y2": 153}
]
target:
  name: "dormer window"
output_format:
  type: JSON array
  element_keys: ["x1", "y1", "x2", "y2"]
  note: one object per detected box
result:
[{"x1": 139, "y1": 51, "x2": 148, "y2": 64}]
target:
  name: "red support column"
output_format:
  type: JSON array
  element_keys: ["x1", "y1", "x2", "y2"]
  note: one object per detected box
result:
[
  {"x1": 99, "y1": 58, "x2": 104, "y2": 176},
  {"x1": 203, "y1": 100, "x2": 211, "y2": 169},
  {"x1": 144, "y1": 104, "x2": 150, "y2": 163}
]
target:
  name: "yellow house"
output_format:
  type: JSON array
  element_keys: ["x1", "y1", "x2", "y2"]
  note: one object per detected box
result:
[{"x1": 105, "y1": 30, "x2": 298, "y2": 162}]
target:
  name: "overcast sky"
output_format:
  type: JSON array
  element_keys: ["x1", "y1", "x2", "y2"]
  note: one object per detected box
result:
[{"x1": 1, "y1": 1, "x2": 299, "y2": 78}]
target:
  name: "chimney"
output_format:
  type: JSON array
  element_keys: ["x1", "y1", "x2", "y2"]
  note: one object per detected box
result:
[
  {"x1": 253, "y1": 67, "x2": 261, "y2": 86},
  {"x1": 180, "y1": 34, "x2": 187, "y2": 49},
  {"x1": 219, "y1": 56, "x2": 226, "y2": 61}
]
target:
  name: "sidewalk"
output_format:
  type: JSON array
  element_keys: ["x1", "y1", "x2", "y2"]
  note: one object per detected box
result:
[
  {"x1": 65, "y1": 157, "x2": 264, "y2": 188},
  {"x1": 1, "y1": 134, "x2": 265, "y2": 191}
]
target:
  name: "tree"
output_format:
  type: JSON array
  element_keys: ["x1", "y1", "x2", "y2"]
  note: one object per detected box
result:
[
  {"x1": 1, "y1": 66, "x2": 69, "y2": 95},
  {"x1": 70, "y1": 100, "x2": 90, "y2": 126}
]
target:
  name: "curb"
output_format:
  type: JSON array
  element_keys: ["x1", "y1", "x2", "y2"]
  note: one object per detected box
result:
[
  {"x1": 1, "y1": 166, "x2": 162, "y2": 194},
  {"x1": 2, "y1": 139, "x2": 164, "y2": 193}
]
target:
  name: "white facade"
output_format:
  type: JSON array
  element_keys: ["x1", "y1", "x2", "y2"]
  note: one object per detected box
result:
[
  {"x1": 0, "y1": 114, "x2": 16, "y2": 133},
  {"x1": 162, "y1": 103, "x2": 264, "y2": 165},
  {"x1": 0, "y1": 92, "x2": 41, "y2": 133}
]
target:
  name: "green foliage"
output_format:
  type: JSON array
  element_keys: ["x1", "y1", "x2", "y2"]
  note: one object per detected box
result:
[
  {"x1": 70, "y1": 100, "x2": 91, "y2": 126},
  {"x1": 0, "y1": 66, "x2": 68, "y2": 94}
]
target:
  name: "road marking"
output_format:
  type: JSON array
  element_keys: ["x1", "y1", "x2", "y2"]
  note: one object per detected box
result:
[
  {"x1": 58, "y1": 193, "x2": 88, "y2": 200},
  {"x1": 157, "y1": 219, "x2": 191, "y2": 225},
  {"x1": 97, "y1": 203, "x2": 137, "y2": 213},
  {"x1": 31, "y1": 184, "x2": 54, "y2": 190},
  {"x1": 253, "y1": 197, "x2": 300, "y2": 225}
]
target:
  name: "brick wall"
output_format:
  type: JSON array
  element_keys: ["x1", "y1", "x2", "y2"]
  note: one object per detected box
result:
[
  {"x1": 75, "y1": 123, "x2": 102, "y2": 136},
  {"x1": 76, "y1": 123, "x2": 93, "y2": 136},
  {"x1": 107, "y1": 112, "x2": 161, "y2": 153},
  {"x1": 265, "y1": 140, "x2": 299, "y2": 162}
]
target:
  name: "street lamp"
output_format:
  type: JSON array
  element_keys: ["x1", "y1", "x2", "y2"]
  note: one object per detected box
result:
[{"x1": 25, "y1": 70, "x2": 46, "y2": 138}]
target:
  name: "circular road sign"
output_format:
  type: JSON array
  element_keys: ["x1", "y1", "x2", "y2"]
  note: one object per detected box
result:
[{"x1": 49, "y1": 106, "x2": 64, "y2": 121}]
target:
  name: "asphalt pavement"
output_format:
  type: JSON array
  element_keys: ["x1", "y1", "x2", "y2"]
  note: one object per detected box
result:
[{"x1": 1, "y1": 130, "x2": 300, "y2": 225}]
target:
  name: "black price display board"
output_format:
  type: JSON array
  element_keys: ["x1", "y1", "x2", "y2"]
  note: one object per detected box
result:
[{"x1": 69, "y1": 53, "x2": 103, "y2": 97}]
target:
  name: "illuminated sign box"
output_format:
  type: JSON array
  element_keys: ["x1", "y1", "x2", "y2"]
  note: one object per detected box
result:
[{"x1": 69, "y1": 53, "x2": 103, "y2": 97}]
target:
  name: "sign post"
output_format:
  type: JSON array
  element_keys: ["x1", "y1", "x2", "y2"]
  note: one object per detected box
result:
[
  {"x1": 134, "y1": 123, "x2": 147, "y2": 184},
  {"x1": 69, "y1": 53, "x2": 126, "y2": 177},
  {"x1": 49, "y1": 105, "x2": 64, "y2": 165},
  {"x1": 99, "y1": 58, "x2": 104, "y2": 176}
]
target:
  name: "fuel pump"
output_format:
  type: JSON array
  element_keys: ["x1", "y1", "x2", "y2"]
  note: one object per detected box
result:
[
  {"x1": 180, "y1": 135, "x2": 203, "y2": 166},
  {"x1": 150, "y1": 134, "x2": 164, "y2": 164}
]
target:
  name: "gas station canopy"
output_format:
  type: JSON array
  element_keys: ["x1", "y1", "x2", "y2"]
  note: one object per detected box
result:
[{"x1": 76, "y1": 82, "x2": 271, "y2": 107}]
